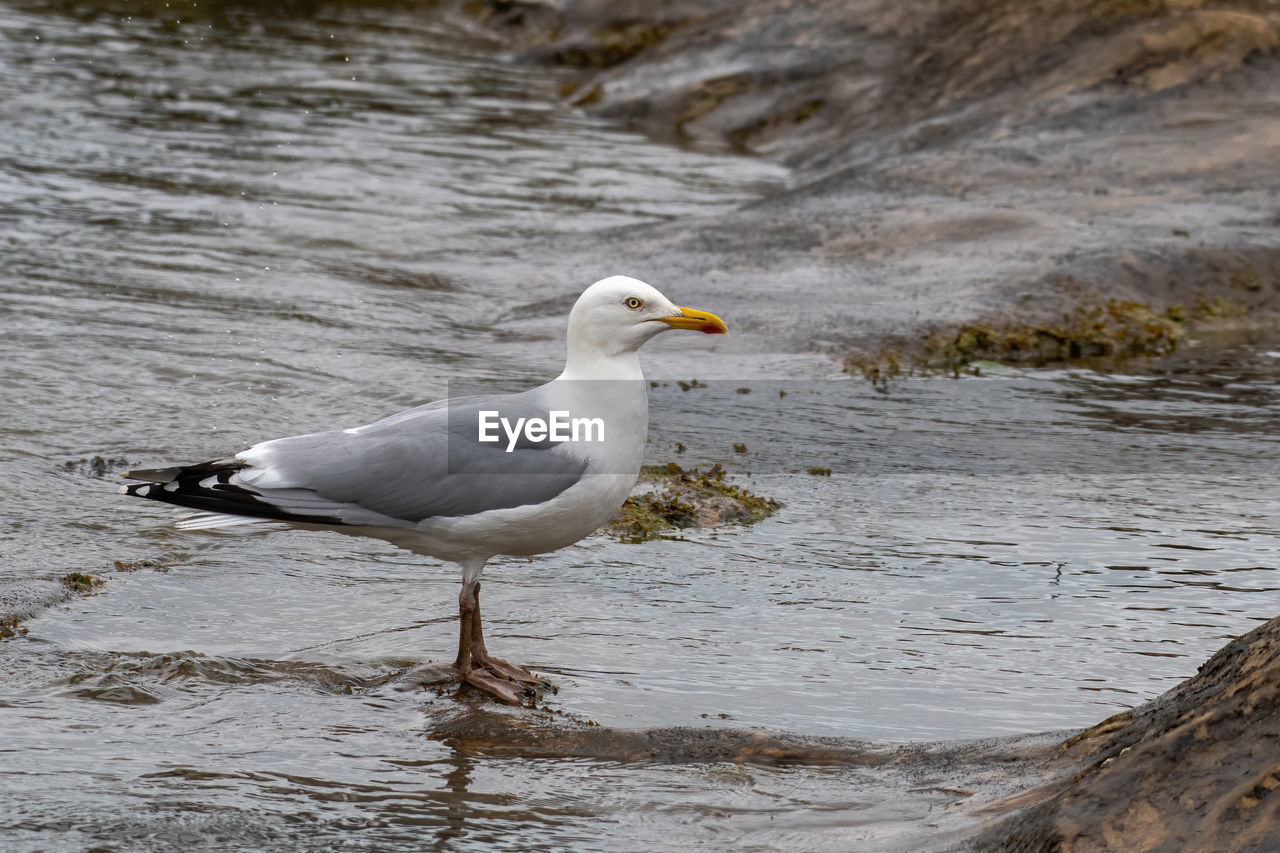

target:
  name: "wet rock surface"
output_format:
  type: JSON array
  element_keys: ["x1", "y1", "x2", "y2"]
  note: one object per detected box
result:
[
  {"x1": 0, "y1": 575, "x2": 108, "y2": 638},
  {"x1": 0, "y1": 581, "x2": 71, "y2": 639},
  {"x1": 461, "y1": 0, "x2": 1280, "y2": 360},
  {"x1": 974, "y1": 612, "x2": 1280, "y2": 852},
  {"x1": 425, "y1": 702, "x2": 891, "y2": 764},
  {"x1": 421, "y1": 703, "x2": 1070, "y2": 849}
]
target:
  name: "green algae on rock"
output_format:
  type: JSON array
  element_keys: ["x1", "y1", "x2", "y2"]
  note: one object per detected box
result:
[
  {"x1": 61, "y1": 572, "x2": 106, "y2": 595},
  {"x1": 1192, "y1": 293, "x2": 1251, "y2": 320},
  {"x1": 606, "y1": 462, "x2": 779, "y2": 544},
  {"x1": 844, "y1": 290, "x2": 1216, "y2": 380},
  {"x1": 919, "y1": 295, "x2": 1185, "y2": 374}
]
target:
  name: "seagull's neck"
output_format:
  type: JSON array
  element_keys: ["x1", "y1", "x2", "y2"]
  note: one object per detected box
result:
[
  {"x1": 550, "y1": 343, "x2": 649, "y2": 469},
  {"x1": 557, "y1": 349, "x2": 644, "y2": 382}
]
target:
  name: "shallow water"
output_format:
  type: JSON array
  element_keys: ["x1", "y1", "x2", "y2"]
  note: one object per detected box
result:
[{"x1": 2, "y1": 1, "x2": 1279, "y2": 849}]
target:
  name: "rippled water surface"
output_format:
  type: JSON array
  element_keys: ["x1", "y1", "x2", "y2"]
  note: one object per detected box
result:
[{"x1": 3, "y1": 1, "x2": 1279, "y2": 850}]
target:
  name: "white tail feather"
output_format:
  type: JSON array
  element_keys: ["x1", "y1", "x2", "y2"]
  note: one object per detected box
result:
[{"x1": 175, "y1": 511, "x2": 278, "y2": 532}]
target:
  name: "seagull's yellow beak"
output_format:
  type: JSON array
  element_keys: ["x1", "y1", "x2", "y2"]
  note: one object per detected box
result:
[{"x1": 651, "y1": 306, "x2": 728, "y2": 335}]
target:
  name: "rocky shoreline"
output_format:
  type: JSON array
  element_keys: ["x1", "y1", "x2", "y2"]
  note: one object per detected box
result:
[
  {"x1": 973, "y1": 612, "x2": 1280, "y2": 851},
  {"x1": 454, "y1": 0, "x2": 1280, "y2": 367}
]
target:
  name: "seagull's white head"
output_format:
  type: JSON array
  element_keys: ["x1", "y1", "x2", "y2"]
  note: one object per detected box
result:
[{"x1": 564, "y1": 276, "x2": 727, "y2": 367}]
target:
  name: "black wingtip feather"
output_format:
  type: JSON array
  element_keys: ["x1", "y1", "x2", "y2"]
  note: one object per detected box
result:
[
  {"x1": 120, "y1": 459, "x2": 344, "y2": 526},
  {"x1": 120, "y1": 466, "x2": 186, "y2": 483}
]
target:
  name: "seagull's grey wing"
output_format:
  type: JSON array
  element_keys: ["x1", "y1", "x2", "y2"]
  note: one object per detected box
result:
[{"x1": 122, "y1": 393, "x2": 588, "y2": 526}]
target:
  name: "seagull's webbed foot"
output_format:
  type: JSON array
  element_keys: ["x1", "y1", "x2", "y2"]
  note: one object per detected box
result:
[
  {"x1": 459, "y1": 665, "x2": 529, "y2": 705},
  {"x1": 450, "y1": 579, "x2": 552, "y2": 705},
  {"x1": 471, "y1": 648, "x2": 545, "y2": 687}
]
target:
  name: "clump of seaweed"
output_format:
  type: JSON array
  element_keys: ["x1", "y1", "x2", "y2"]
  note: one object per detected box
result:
[
  {"x1": 61, "y1": 572, "x2": 105, "y2": 594},
  {"x1": 847, "y1": 345, "x2": 903, "y2": 391},
  {"x1": 1191, "y1": 294, "x2": 1250, "y2": 320},
  {"x1": 606, "y1": 463, "x2": 780, "y2": 544},
  {"x1": 920, "y1": 296, "x2": 1184, "y2": 375},
  {"x1": 846, "y1": 292, "x2": 1198, "y2": 381},
  {"x1": 1230, "y1": 269, "x2": 1264, "y2": 292}
]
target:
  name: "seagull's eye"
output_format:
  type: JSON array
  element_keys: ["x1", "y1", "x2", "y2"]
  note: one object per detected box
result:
[{"x1": 624, "y1": 297, "x2": 644, "y2": 310}]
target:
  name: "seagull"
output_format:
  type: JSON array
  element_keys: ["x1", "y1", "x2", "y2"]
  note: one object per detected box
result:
[{"x1": 120, "y1": 275, "x2": 727, "y2": 704}]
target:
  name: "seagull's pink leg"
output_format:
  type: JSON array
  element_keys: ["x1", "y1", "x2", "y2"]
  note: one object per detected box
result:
[
  {"x1": 453, "y1": 581, "x2": 475, "y2": 672},
  {"x1": 452, "y1": 580, "x2": 532, "y2": 704},
  {"x1": 469, "y1": 581, "x2": 543, "y2": 686}
]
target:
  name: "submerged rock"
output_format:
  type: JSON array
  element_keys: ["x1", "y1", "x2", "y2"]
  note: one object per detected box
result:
[{"x1": 426, "y1": 702, "x2": 888, "y2": 764}]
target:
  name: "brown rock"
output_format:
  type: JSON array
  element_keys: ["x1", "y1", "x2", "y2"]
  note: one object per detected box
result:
[{"x1": 976, "y1": 613, "x2": 1280, "y2": 852}]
